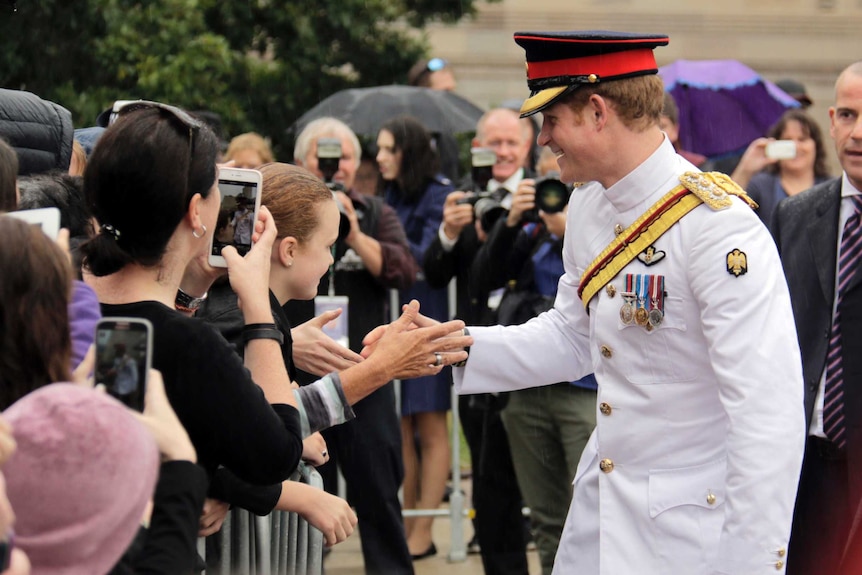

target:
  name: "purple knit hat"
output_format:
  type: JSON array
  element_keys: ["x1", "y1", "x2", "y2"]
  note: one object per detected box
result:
[{"x1": 3, "y1": 384, "x2": 159, "y2": 575}]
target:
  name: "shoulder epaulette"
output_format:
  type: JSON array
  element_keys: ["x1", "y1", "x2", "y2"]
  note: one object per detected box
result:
[{"x1": 679, "y1": 171, "x2": 759, "y2": 211}]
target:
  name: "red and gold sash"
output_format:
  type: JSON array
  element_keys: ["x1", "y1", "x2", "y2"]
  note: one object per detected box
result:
[{"x1": 577, "y1": 172, "x2": 756, "y2": 309}]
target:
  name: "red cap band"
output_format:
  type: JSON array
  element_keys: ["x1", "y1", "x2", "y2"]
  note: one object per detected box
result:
[{"x1": 526, "y1": 49, "x2": 658, "y2": 81}]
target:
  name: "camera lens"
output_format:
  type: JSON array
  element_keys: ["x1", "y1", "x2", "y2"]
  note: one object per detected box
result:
[
  {"x1": 535, "y1": 178, "x2": 570, "y2": 214},
  {"x1": 474, "y1": 197, "x2": 507, "y2": 232}
]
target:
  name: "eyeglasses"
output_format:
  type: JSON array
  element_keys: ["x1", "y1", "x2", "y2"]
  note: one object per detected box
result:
[
  {"x1": 426, "y1": 58, "x2": 447, "y2": 72},
  {"x1": 112, "y1": 100, "x2": 205, "y2": 206}
]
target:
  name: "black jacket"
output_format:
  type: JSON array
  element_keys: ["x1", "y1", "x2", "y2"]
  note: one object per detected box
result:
[{"x1": 0, "y1": 88, "x2": 74, "y2": 175}]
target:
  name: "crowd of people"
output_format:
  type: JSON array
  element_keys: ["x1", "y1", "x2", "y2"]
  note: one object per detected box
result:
[{"x1": 0, "y1": 25, "x2": 861, "y2": 575}]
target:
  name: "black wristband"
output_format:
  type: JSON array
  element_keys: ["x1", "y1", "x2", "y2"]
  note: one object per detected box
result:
[
  {"x1": 453, "y1": 327, "x2": 470, "y2": 368},
  {"x1": 242, "y1": 324, "x2": 284, "y2": 345},
  {"x1": 244, "y1": 323, "x2": 279, "y2": 331}
]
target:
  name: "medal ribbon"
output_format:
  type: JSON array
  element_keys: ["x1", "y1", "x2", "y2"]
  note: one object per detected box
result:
[{"x1": 650, "y1": 274, "x2": 664, "y2": 315}]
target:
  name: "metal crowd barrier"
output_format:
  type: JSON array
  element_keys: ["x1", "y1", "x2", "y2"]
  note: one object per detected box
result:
[
  {"x1": 390, "y1": 284, "x2": 470, "y2": 562},
  {"x1": 199, "y1": 462, "x2": 325, "y2": 575}
]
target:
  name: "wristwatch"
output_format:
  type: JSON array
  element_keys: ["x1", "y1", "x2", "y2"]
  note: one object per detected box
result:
[{"x1": 175, "y1": 288, "x2": 208, "y2": 312}]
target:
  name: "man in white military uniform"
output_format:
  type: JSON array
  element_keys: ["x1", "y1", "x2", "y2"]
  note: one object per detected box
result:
[{"x1": 451, "y1": 31, "x2": 806, "y2": 574}]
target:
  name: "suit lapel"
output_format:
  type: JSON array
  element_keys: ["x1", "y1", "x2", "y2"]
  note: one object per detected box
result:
[{"x1": 807, "y1": 181, "x2": 842, "y2": 304}]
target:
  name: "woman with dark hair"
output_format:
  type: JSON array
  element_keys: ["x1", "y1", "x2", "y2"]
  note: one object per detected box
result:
[
  {"x1": 731, "y1": 109, "x2": 832, "y2": 232},
  {"x1": 376, "y1": 115, "x2": 454, "y2": 560},
  {"x1": 80, "y1": 103, "x2": 306, "y2": 487}
]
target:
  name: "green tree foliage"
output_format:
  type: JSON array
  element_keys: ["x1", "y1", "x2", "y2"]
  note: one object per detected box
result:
[{"x1": 0, "y1": 0, "x2": 491, "y2": 157}]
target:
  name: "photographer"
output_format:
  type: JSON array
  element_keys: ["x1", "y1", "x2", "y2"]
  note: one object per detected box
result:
[
  {"x1": 470, "y1": 170, "x2": 597, "y2": 575},
  {"x1": 289, "y1": 117, "x2": 420, "y2": 575},
  {"x1": 422, "y1": 107, "x2": 534, "y2": 575}
]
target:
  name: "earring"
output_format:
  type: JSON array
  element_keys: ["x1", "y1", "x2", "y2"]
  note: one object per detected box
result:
[
  {"x1": 287, "y1": 261, "x2": 293, "y2": 267},
  {"x1": 192, "y1": 224, "x2": 207, "y2": 239}
]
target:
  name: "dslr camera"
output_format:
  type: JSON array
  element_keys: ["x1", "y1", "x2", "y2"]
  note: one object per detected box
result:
[
  {"x1": 522, "y1": 172, "x2": 571, "y2": 223},
  {"x1": 456, "y1": 147, "x2": 509, "y2": 232},
  {"x1": 316, "y1": 138, "x2": 353, "y2": 241}
]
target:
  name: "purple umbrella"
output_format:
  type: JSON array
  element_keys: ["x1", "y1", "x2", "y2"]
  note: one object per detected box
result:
[{"x1": 659, "y1": 60, "x2": 799, "y2": 158}]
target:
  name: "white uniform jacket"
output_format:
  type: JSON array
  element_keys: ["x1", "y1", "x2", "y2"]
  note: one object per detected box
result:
[{"x1": 454, "y1": 137, "x2": 805, "y2": 574}]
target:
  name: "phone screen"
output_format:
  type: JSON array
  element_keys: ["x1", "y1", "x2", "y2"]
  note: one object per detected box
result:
[
  {"x1": 212, "y1": 177, "x2": 260, "y2": 258},
  {"x1": 5, "y1": 207, "x2": 61, "y2": 240},
  {"x1": 95, "y1": 318, "x2": 152, "y2": 411}
]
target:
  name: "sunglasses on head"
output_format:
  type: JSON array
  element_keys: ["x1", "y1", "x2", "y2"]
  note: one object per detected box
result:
[
  {"x1": 110, "y1": 100, "x2": 203, "y2": 132},
  {"x1": 111, "y1": 100, "x2": 204, "y2": 200}
]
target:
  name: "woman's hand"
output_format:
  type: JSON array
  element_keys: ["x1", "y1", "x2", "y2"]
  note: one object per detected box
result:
[
  {"x1": 278, "y1": 482, "x2": 357, "y2": 547},
  {"x1": 301, "y1": 432, "x2": 330, "y2": 467},
  {"x1": 291, "y1": 309, "x2": 363, "y2": 375},
  {"x1": 0, "y1": 418, "x2": 15, "y2": 469},
  {"x1": 222, "y1": 205, "x2": 278, "y2": 324},
  {"x1": 71, "y1": 345, "x2": 95, "y2": 387},
  {"x1": 198, "y1": 498, "x2": 230, "y2": 537},
  {"x1": 730, "y1": 137, "x2": 778, "y2": 188},
  {"x1": 359, "y1": 300, "x2": 471, "y2": 379}
]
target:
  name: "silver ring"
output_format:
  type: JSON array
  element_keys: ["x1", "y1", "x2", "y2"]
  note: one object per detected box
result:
[
  {"x1": 434, "y1": 352, "x2": 443, "y2": 367},
  {"x1": 321, "y1": 450, "x2": 328, "y2": 458}
]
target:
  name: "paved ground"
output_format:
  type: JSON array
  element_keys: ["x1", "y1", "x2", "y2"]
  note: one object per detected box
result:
[{"x1": 324, "y1": 481, "x2": 542, "y2": 575}]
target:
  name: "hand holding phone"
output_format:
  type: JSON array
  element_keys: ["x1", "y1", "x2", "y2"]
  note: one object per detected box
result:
[
  {"x1": 765, "y1": 140, "x2": 797, "y2": 160},
  {"x1": 94, "y1": 317, "x2": 153, "y2": 411},
  {"x1": 209, "y1": 167, "x2": 264, "y2": 268}
]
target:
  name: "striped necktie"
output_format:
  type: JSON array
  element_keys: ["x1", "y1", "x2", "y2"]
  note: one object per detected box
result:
[{"x1": 824, "y1": 195, "x2": 862, "y2": 448}]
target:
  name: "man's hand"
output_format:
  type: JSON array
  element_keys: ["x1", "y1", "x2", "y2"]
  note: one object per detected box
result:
[
  {"x1": 507, "y1": 179, "x2": 536, "y2": 227},
  {"x1": 442, "y1": 191, "x2": 474, "y2": 240},
  {"x1": 334, "y1": 191, "x2": 361, "y2": 246}
]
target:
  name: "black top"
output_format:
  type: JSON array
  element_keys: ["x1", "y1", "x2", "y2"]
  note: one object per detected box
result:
[{"x1": 100, "y1": 301, "x2": 303, "y2": 485}]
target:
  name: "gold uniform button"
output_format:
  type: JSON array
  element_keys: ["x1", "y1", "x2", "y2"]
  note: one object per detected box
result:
[
  {"x1": 775, "y1": 560, "x2": 784, "y2": 570},
  {"x1": 599, "y1": 402, "x2": 612, "y2": 416},
  {"x1": 606, "y1": 284, "x2": 617, "y2": 298},
  {"x1": 614, "y1": 224, "x2": 624, "y2": 235},
  {"x1": 599, "y1": 459, "x2": 614, "y2": 473},
  {"x1": 706, "y1": 492, "x2": 716, "y2": 505},
  {"x1": 777, "y1": 548, "x2": 786, "y2": 557},
  {"x1": 600, "y1": 345, "x2": 613, "y2": 359}
]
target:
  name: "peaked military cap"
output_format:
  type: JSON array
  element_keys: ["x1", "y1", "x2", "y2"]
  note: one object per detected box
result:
[{"x1": 514, "y1": 31, "x2": 670, "y2": 117}]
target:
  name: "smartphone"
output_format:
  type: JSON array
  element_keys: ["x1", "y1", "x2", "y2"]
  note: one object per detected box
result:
[
  {"x1": 209, "y1": 167, "x2": 263, "y2": 268},
  {"x1": 94, "y1": 317, "x2": 153, "y2": 411},
  {"x1": 5, "y1": 207, "x2": 61, "y2": 240},
  {"x1": 765, "y1": 140, "x2": 797, "y2": 160}
]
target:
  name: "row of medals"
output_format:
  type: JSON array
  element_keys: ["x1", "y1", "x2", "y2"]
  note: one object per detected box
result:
[{"x1": 619, "y1": 274, "x2": 664, "y2": 331}]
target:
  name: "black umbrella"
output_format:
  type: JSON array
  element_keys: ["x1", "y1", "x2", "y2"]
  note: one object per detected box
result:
[{"x1": 291, "y1": 85, "x2": 485, "y2": 138}]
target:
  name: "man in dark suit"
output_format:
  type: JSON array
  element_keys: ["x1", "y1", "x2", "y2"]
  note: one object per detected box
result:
[{"x1": 773, "y1": 60, "x2": 862, "y2": 575}]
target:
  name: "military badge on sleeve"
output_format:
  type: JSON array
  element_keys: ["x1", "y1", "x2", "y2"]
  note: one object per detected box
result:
[{"x1": 726, "y1": 249, "x2": 748, "y2": 277}]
